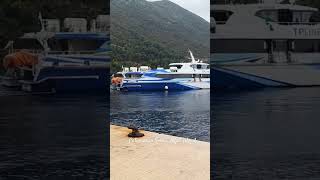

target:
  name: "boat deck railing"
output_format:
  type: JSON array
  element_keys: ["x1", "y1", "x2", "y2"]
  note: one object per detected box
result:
[
  {"x1": 215, "y1": 21, "x2": 320, "y2": 26},
  {"x1": 47, "y1": 50, "x2": 101, "y2": 55},
  {"x1": 53, "y1": 27, "x2": 110, "y2": 33},
  {"x1": 274, "y1": 22, "x2": 320, "y2": 26},
  {"x1": 41, "y1": 18, "x2": 109, "y2": 33},
  {"x1": 8, "y1": 49, "x2": 100, "y2": 55}
]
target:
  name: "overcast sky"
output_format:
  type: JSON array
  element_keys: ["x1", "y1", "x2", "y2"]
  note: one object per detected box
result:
[{"x1": 147, "y1": 0, "x2": 210, "y2": 22}]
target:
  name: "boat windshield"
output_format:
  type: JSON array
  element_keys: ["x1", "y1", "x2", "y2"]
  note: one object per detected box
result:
[
  {"x1": 211, "y1": 10, "x2": 233, "y2": 24},
  {"x1": 113, "y1": 73, "x2": 124, "y2": 78},
  {"x1": 169, "y1": 64, "x2": 183, "y2": 69},
  {"x1": 191, "y1": 64, "x2": 209, "y2": 69},
  {"x1": 13, "y1": 39, "x2": 44, "y2": 52},
  {"x1": 48, "y1": 39, "x2": 104, "y2": 53}
]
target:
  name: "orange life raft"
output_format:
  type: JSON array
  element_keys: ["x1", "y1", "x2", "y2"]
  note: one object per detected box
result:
[
  {"x1": 3, "y1": 51, "x2": 38, "y2": 69},
  {"x1": 111, "y1": 77, "x2": 123, "y2": 85}
]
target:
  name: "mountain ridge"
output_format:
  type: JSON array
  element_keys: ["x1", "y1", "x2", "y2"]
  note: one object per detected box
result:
[{"x1": 111, "y1": 0, "x2": 210, "y2": 70}]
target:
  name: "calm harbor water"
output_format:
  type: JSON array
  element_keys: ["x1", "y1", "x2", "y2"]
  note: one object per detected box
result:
[
  {"x1": 0, "y1": 87, "x2": 108, "y2": 179},
  {"x1": 5, "y1": 85, "x2": 319, "y2": 178},
  {"x1": 111, "y1": 90, "x2": 210, "y2": 142},
  {"x1": 212, "y1": 87, "x2": 320, "y2": 179}
]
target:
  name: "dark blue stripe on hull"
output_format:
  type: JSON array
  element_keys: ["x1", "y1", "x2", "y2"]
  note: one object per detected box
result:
[
  {"x1": 212, "y1": 68, "x2": 266, "y2": 90},
  {"x1": 36, "y1": 67, "x2": 108, "y2": 81},
  {"x1": 122, "y1": 82, "x2": 194, "y2": 91},
  {"x1": 30, "y1": 66, "x2": 109, "y2": 93}
]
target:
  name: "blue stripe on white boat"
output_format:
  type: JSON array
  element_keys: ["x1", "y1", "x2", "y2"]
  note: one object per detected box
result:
[
  {"x1": 122, "y1": 82, "x2": 196, "y2": 91},
  {"x1": 55, "y1": 55, "x2": 110, "y2": 62},
  {"x1": 211, "y1": 53, "x2": 264, "y2": 63},
  {"x1": 177, "y1": 83, "x2": 201, "y2": 90},
  {"x1": 44, "y1": 55, "x2": 110, "y2": 64},
  {"x1": 213, "y1": 67, "x2": 294, "y2": 88},
  {"x1": 54, "y1": 33, "x2": 109, "y2": 41}
]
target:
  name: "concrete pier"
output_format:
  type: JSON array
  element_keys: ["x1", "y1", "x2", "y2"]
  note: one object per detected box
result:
[{"x1": 110, "y1": 125, "x2": 210, "y2": 180}]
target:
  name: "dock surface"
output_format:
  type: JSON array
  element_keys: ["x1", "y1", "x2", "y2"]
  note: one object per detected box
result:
[{"x1": 110, "y1": 125, "x2": 210, "y2": 180}]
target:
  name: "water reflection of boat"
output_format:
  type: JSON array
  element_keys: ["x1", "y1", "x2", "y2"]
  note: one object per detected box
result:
[
  {"x1": 111, "y1": 50, "x2": 210, "y2": 91},
  {"x1": 1, "y1": 14, "x2": 110, "y2": 93}
]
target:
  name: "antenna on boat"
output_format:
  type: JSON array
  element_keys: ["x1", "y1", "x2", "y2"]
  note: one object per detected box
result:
[
  {"x1": 38, "y1": 12, "x2": 45, "y2": 32},
  {"x1": 289, "y1": 0, "x2": 295, "y2": 4},
  {"x1": 188, "y1": 49, "x2": 196, "y2": 63},
  {"x1": 37, "y1": 12, "x2": 51, "y2": 53}
]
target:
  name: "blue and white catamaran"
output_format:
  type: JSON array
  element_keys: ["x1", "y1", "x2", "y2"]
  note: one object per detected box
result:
[
  {"x1": 1, "y1": 14, "x2": 110, "y2": 93},
  {"x1": 112, "y1": 50, "x2": 210, "y2": 91}
]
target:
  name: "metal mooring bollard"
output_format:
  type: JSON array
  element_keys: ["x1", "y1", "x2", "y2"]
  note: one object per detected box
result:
[{"x1": 127, "y1": 126, "x2": 144, "y2": 138}]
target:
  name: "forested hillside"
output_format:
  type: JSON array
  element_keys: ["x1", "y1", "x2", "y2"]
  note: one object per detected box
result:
[{"x1": 111, "y1": 0, "x2": 210, "y2": 70}]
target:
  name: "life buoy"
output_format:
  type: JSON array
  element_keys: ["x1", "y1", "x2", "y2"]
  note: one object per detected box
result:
[{"x1": 111, "y1": 77, "x2": 123, "y2": 85}]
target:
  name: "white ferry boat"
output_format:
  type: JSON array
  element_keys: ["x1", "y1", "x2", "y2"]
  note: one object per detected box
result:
[
  {"x1": 211, "y1": 1, "x2": 320, "y2": 89},
  {"x1": 1, "y1": 14, "x2": 110, "y2": 93},
  {"x1": 111, "y1": 50, "x2": 210, "y2": 91}
]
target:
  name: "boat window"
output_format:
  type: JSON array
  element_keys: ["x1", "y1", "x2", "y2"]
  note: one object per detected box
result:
[
  {"x1": 156, "y1": 74, "x2": 209, "y2": 79},
  {"x1": 48, "y1": 39, "x2": 104, "y2": 53},
  {"x1": 278, "y1": 9, "x2": 294, "y2": 24},
  {"x1": 113, "y1": 74, "x2": 124, "y2": 78},
  {"x1": 310, "y1": 11, "x2": 320, "y2": 23},
  {"x1": 13, "y1": 39, "x2": 44, "y2": 52},
  {"x1": 125, "y1": 74, "x2": 143, "y2": 79},
  {"x1": 197, "y1": 65, "x2": 202, "y2": 69},
  {"x1": 256, "y1": 9, "x2": 316, "y2": 25},
  {"x1": 256, "y1": 10, "x2": 278, "y2": 22},
  {"x1": 156, "y1": 74, "x2": 194, "y2": 78},
  {"x1": 201, "y1": 74, "x2": 210, "y2": 78},
  {"x1": 169, "y1": 65, "x2": 183, "y2": 69},
  {"x1": 211, "y1": 10, "x2": 233, "y2": 24}
]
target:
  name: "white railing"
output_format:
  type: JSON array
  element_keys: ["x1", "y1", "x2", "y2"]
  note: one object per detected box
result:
[
  {"x1": 8, "y1": 49, "x2": 43, "y2": 54},
  {"x1": 8, "y1": 49, "x2": 100, "y2": 55},
  {"x1": 41, "y1": 19, "x2": 109, "y2": 33},
  {"x1": 274, "y1": 22, "x2": 320, "y2": 26},
  {"x1": 214, "y1": 21, "x2": 320, "y2": 26}
]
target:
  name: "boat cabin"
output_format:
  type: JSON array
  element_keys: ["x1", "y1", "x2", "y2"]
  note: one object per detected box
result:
[{"x1": 169, "y1": 62, "x2": 210, "y2": 72}]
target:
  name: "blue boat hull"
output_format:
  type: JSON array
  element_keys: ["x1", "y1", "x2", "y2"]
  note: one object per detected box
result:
[
  {"x1": 121, "y1": 82, "x2": 197, "y2": 91},
  {"x1": 212, "y1": 66, "x2": 300, "y2": 90},
  {"x1": 212, "y1": 67, "x2": 266, "y2": 90},
  {"x1": 21, "y1": 66, "x2": 109, "y2": 93}
]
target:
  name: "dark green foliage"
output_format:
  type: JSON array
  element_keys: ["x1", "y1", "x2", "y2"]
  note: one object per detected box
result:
[{"x1": 111, "y1": 0, "x2": 210, "y2": 72}]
